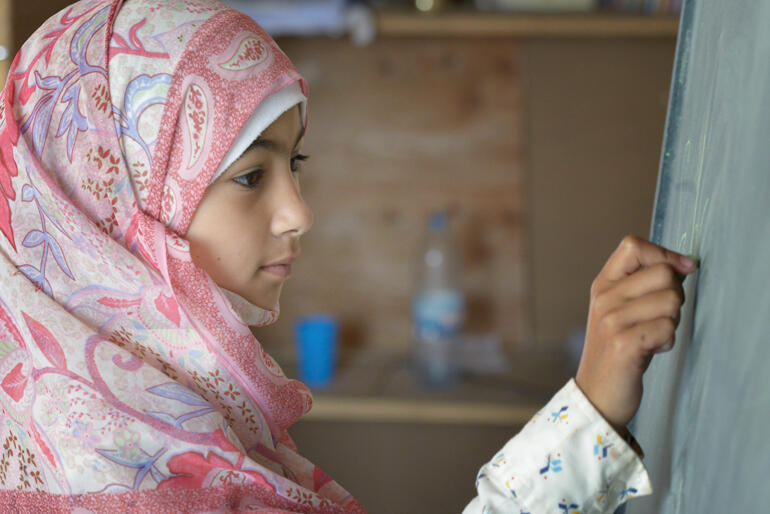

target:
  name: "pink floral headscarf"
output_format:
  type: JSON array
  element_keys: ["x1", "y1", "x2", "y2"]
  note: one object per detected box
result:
[{"x1": 0, "y1": 0, "x2": 363, "y2": 511}]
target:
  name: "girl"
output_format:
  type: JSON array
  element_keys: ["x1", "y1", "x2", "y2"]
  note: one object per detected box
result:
[{"x1": 0, "y1": 0, "x2": 695, "y2": 511}]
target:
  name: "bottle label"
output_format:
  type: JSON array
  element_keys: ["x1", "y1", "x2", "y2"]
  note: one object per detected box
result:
[{"x1": 412, "y1": 289, "x2": 465, "y2": 342}]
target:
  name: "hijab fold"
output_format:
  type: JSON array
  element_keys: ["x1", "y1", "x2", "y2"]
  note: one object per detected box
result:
[{"x1": 0, "y1": 0, "x2": 362, "y2": 511}]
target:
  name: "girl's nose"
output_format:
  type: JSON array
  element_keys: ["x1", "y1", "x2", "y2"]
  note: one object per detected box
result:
[{"x1": 271, "y1": 174, "x2": 313, "y2": 237}]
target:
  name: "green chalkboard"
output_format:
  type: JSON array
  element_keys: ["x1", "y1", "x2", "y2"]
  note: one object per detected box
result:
[{"x1": 627, "y1": 1, "x2": 770, "y2": 513}]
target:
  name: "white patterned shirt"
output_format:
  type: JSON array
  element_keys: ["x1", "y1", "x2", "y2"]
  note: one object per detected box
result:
[{"x1": 464, "y1": 379, "x2": 652, "y2": 513}]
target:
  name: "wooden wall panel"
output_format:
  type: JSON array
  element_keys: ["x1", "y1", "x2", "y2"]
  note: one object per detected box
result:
[
  {"x1": 257, "y1": 38, "x2": 528, "y2": 354},
  {"x1": 525, "y1": 38, "x2": 675, "y2": 347}
]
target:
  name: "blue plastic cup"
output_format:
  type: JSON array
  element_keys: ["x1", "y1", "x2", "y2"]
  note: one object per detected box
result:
[{"x1": 294, "y1": 315, "x2": 338, "y2": 389}]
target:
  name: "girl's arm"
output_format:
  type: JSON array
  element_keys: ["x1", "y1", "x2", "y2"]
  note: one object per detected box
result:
[
  {"x1": 464, "y1": 378, "x2": 651, "y2": 513},
  {"x1": 464, "y1": 236, "x2": 696, "y2": 513}
]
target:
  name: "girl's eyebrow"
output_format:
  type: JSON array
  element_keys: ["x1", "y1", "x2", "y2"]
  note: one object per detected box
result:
[{"x1": 247, "y1": 126, "x2": 306, "y2": 158}]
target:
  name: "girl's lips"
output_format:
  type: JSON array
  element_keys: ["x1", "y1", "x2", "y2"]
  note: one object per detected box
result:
[{"x1": 260, "y1": 263, "x2": 292, "y2": 278}]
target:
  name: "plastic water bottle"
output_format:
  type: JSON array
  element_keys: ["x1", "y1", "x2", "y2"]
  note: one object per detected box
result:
[{"x1": 412, "y1": 212, "x2": 465, "y2": 386}]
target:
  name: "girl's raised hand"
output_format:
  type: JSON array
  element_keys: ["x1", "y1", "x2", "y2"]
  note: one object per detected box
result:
[{"x1": 575, "y1": 235, "x2": 697, "y2": 432}]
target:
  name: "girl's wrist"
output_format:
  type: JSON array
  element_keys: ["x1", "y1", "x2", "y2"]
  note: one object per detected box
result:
[{"x1": 615, "y1": 425, "x2": 645, "y2": 458}]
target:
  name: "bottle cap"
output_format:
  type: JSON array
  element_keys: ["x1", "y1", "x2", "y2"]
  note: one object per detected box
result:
[{"x1": 428, "y1": 212, "x2": 448, "y2": 231}]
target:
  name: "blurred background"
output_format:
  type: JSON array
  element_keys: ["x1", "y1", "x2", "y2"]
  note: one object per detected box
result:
[{"x1": 0, "y1": 1, "x2": 679, "y2": 511}]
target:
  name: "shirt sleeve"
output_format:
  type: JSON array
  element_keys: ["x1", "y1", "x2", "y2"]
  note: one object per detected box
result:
[{"x1": 463, "y1": 378, "x2": 652, "y2": 514}]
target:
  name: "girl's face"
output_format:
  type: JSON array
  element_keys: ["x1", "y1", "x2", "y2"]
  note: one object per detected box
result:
[{"x1": 186, "y1": 106, "x2": 312, "y2": 310}]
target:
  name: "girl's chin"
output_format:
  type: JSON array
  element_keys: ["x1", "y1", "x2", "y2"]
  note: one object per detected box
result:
[{"x1": 239, "y1": 283, "x2": 282, "y2": 310}]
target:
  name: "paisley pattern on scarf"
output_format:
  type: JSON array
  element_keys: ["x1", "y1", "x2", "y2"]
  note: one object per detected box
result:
[{"x1": 0, "y1": 0, "x2": 360, "y2": 511}]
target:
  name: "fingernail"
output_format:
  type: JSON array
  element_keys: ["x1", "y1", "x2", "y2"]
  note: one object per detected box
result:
[
  {"x1": 679, "y1": 255, "x2": 694, "y2": 268},
  {"x1": 660, "y1": 340, "x2": 674, "y2": 352}
]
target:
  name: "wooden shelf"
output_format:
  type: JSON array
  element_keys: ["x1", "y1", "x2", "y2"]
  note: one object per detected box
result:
[
  {"x1": 305, "y1": 396, "x2": 539, "y2": 426},
  {"x1": 377, "y1": 11, "x2": 680, "y2": 38},
  {"x1": 273, "y1": 348, "x2": 572, "y2": 425}
]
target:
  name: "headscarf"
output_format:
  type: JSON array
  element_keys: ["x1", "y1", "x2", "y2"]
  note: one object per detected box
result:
[{"x1": 0, "y1": 0, "x2": 363, "y2": 511}]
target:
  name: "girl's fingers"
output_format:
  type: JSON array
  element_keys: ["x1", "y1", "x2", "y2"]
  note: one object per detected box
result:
[
  {"x1": 599, "y1": 235, "x2": 696, "y2": 285},
  {"x1": 616, "y1": 316, "x2": 677, "y2": 355},
  {"x1": 592, "y1": 263, "x2": 685, "y2": 314},
  {"x1": 617, "y1": 263, "x2": 685, "y2": 302},
  {"x1": 599, "y1": 289, "x2": 683, "y2": 336}
]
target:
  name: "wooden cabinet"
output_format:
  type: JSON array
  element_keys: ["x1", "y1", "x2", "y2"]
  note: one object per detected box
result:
[
  {"x1": 259, "y1": 29, "x2": 676, "y2": 356},
  {"x1": 268, "y1": 30, "x2": 676, "y2": 512},
  {"x1": 290, "y1": 419, "x2": 520, "y2": 513}
]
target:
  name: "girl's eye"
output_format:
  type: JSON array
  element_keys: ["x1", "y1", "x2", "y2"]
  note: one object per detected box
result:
[
  {"x1": 233, "y1": 169, "x2": 265, "y2": 189},
  {"x1": 291, "y1": 153, "x2": 309, "y2": 173}
]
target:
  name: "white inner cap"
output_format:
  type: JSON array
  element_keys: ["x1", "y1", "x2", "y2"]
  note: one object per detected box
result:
[{"x1": 212, "y1": 81, "x2": 306, "y2": 183}]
